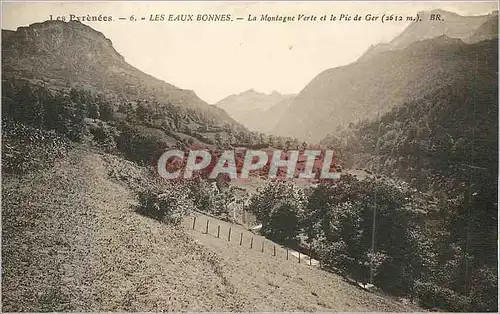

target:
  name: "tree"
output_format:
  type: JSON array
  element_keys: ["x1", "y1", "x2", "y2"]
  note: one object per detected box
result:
[
  {"x1": 306, "y1": 174, "x2": 428, "y2": 293},
  {"x1": 248, "y1": 181, "x2": 307, "y2": 243}
]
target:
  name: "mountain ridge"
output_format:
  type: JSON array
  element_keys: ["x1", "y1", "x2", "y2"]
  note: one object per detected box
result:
[
  {"x1": 360, "y1": 9, "x2": 495, "y2": 61},
  {"x1": 2, "y1": 20, "x2": 238, "y2": 127},
  {"x1": 272, "y1": 10, "x2": 498, "y2": 142}
]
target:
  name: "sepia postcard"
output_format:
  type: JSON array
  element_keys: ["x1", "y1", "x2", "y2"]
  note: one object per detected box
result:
[{"x1": 1, "y1": 0, "x2": 498, "y2": 312}]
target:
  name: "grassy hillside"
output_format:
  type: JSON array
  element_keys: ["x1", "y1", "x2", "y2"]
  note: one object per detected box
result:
[
  {"x1": 183, "y1": 213, "x2": 418, "y2": 311},
  {"x1": 1, "y1": 146, "x2": 417, "y2": 311},
  {"x1": 2, "y1": 147, "x2": 246, "y2": 311}
]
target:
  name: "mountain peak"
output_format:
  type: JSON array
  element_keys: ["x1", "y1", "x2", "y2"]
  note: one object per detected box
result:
[
  {"x1": 4, "y1": 19, "x2": 125, "y2": 63},
  {"x1": 359, "y1": 10, "x2": 491, "y2": 61},
  {"x1": 241, "y1": 88, "x2": 258, "y2": 95},
  {"x1": 417, "y1": 9, "x2": 462, "y2": 18},
  {"x1": 238, "y1": 89, "x2": 284, "y2": 97},
  {"x1": 19, "y1": 20, "x2": 116, "y2": 48}
]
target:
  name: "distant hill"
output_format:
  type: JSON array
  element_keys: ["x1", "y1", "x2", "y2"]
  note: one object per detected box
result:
[
  {"x1": 272, "y1": 10, "x2": 498, "y2": 142},
  {"x1": 216, "y1": 89, "x2": 295, "y2": 133}
]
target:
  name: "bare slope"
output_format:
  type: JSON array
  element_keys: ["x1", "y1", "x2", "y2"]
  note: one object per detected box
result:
[{"x1": 2, "y1": 147, "x2": 417, "y2": 311}]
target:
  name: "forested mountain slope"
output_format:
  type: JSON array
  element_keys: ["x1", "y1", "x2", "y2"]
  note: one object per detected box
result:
[{"x1": 273, "y1": 10, "x2": 498, "y2": 142}]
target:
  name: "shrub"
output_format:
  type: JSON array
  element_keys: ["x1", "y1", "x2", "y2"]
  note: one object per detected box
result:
[
  {"x1": 87, "y1": 119, "x2": 118, "y2": 152},
  {"x1": 2, "y1": 83, "x2": 91, "y2": 142},
  {"x1": 414, "y1": 281, "x2": 469, "y2": 312},
  {"x1": 98, "y1": 100, "x2": 115, "y2": 121},
  {"x1": 136, "y1": 182, "x2": 193, "y2": 225},
  {"x1": 305, "y1": 175, "x2": 433, "y2": 293},
  {"x1": 104, "y1": 153, "x2": 153, "y2": 192},
  {"x1": 317, "y1": 240, "x2": 353, "y2": 274},
  {"x1": 248, "y1": 181, "x2": 307, "y2": 243},
  {"x1": 468, "y1": 265, "x2": 498, "y2": 312},
  {"x1": 188, "y1": 178, "x2": 236, "y2": 220},
  {"x1": 117, "y1": 123, "x2": 175, "y2": 164},
  {"x1": 2, "y1": 121, "x2": 70, "y2": 174}
]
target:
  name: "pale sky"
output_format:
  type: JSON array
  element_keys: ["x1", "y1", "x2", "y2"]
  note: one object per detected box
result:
[{"x1": 2, "y1": 1, "x2": 497, "y2": 103}]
